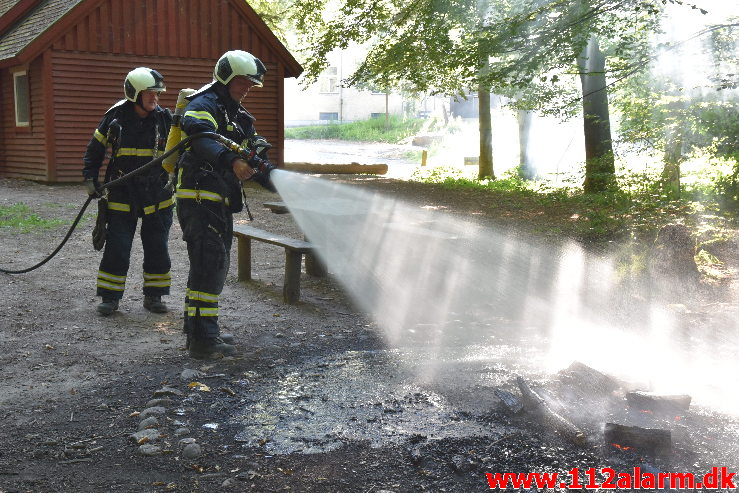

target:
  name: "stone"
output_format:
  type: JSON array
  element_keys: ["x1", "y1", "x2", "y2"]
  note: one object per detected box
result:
[
  {"x1": 153, "y1": 386, "x2": 183, "y2": 397},
  {"x1": 138, "y1": 444, "x2": 162, "y2": 456},
  {"x1": 139, "y1": 406, "x2": 166, "y2": 419},
  {"x1": 180, "y1": 369, "x2": 203, "y2": 381},
  {"x1": 174, "y1": 427, "x2": 190, "y2": 437},
  {"x1": 130, "y1": 429, "x2": 161, "y2": 444},
  {"x1": 181, "y1": 443, "x2": 202, "y2": 459},
  {"x1": 146, "y1": 398, "x2": 174, "y2": 408},
  {"x1": 138, "y1": 416, "x2": 159, "y2": 431}
]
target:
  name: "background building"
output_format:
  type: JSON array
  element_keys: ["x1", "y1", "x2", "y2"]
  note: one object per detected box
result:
[{"x1": 285, "y1": 45, "x2": 445, "y2": 126}]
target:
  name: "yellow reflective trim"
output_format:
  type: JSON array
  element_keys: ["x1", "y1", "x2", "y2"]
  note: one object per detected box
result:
[
  {"x1": 187, "y1": 289, "x2": 219, "y2": 303},
  {"x1": 184, "y1": 110, "x2": 218, "y2": 129},
  {"x1": 144, "y1": 280, "x2": 171, "y2": 288},
  {"x1": 143, "y1": 197, "x2": 174, "y2": 215},
  {"x1": 187, "y1": 306, "x2": 218, "y2": 317},
  {"x1": 98, "y1": 270, "x2": 126, "y2": 282},
  {"x1": 144, "y1": 272, "x2": 171, "y2": 280},
  {"x1": 176, "y1": 188, "x2": 229, "y2": 206},
  {"x1": 97, "y1": 280, "x2": 125, "y2": 291},
  {"x1": 94, "y1": 129, "x2": 108, "y2": 146},
  {"x1": 115, "y1": 148, "x2": 155, "y2": 158},
  {"x1": 107, "y1": 202, "x2": 130, "y2": 212}
]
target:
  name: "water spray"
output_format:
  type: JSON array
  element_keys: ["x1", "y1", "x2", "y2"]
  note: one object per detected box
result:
[{"x1": 270, "y1": 171, "x2": 738, "y2": 414}]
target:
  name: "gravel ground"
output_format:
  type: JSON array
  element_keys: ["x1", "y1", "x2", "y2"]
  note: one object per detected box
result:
[{"x1": 0, "y1": 159, "x2": 737, "y2": 492}]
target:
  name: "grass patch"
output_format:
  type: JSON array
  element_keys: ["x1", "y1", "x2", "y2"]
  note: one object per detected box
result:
[
  {"x1": 0, "y1": 203, "x2": 66, "y2": 232},
  {"x1": 409, "y1": 164, "x2": 737, "y2": 247},
  {"x1": 285, "y1": 116, "x2": 425, "y2": 144}
]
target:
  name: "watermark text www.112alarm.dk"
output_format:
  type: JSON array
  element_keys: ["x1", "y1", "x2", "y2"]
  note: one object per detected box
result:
[{"x1": 486, "y1": 466, "x2": 736, "y2": 490}]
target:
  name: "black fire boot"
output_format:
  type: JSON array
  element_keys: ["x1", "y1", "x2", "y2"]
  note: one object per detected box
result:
[
  {"x1": 97, "y1": 298, "x2": 119, "y2": 316},
  {"x1": 188, "y1": 337, "x2": 236, "y2": 359},
  {"x1": 143, "y1": 296, "x2": 168, "y2": 313},
  {"x1": 185, "y1": 333, "x2": 235, "y2": 349}
]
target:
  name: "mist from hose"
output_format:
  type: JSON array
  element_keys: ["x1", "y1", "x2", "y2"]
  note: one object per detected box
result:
[{"x1": 271, "y1": 170, "x2": 738, "y2": 415}]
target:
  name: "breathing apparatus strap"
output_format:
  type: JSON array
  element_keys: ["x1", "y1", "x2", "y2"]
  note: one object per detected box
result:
[{"x1": 162, "y1": 88, "x2": 197, "y2": 175}]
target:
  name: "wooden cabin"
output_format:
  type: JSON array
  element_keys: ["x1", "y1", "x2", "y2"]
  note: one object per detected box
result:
[{"x1": 0, "y1": 0, "x2": 302, "y2": 182}]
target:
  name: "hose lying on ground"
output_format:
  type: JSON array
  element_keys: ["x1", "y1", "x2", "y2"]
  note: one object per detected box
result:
[{"x1": 0, "y1": 132, "x2": 229, "y2": 274}]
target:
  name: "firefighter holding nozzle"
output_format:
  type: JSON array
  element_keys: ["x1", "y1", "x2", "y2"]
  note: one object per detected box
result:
[
  {"x1": 176, "y1": 50, "x2": 276, "y2": 359},
  {"x1": 83, "y1": 67, "x2": 173, "y2": 317}
]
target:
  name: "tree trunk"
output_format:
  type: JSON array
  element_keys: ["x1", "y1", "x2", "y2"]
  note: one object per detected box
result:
[
  {"x1": 577, "y1": 35, "x2": 615, "y2": 193},
  {"x1": 385, "y1": 91, "x2": 389, "y2": 127},
  {"x1": 517, "y1": 109, "x2": 535, "y2": 179},
  {"x1": 478, "y1": 86, "x2": 494, "y2": 180},
  {"x1": 662, "y1": 111, "x2": 685, "y2": 199}
]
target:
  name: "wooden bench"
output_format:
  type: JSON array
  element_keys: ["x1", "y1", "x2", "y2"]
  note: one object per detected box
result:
[
  {"x1": 232, "y1": 224, "x2": 324, "y2": 303},
  {"x1": 263, "y1": 201, "x2": 289, "y2": 214}
]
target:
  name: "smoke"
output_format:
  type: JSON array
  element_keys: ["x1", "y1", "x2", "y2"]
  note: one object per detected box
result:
[{"x1": 271, "y1": 170, "x2": 738, "y2": 414}]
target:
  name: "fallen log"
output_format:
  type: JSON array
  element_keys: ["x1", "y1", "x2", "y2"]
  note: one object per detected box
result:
[
  {"x1": 283, "y1": 162, "x2": 388, "y2": 175},
  {"x1": 625, "y1": 391, "x2": 691, "y2": 414},
  {"x1": 516, "y1": 376, "x2": 586, "y2": 446},
  {"x1": 604, "y1": 422, "x2": 671, "y2": 458}
]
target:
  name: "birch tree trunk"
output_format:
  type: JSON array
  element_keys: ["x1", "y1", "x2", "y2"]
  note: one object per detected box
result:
[
  {"x1": 478, "y1": 86, "x2": 494, "y2": 180},
  {"x1": 577, "y1": 35, "x2": 615, "y2": 193}
]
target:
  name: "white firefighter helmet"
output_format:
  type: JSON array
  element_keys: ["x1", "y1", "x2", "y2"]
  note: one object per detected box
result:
[
  {"x1": 214, "y1": 50, "x2": 266, "y2": 87},
  {"x1": 124, "y1": 67, "x2": 166, "y2": 102}
]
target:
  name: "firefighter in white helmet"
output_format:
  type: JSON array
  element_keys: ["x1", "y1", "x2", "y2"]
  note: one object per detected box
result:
[
  {"x1": 175, "y1": 50, "x2": 275, "y2": 359},
  {"x1": 83, "y1": 67, "x2": 173, "y2": 316}
]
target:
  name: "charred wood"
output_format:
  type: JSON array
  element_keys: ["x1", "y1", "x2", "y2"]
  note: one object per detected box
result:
[
  {"x1": 494, "y1": 388, "x2": 523, "y2": 414},
  {"x1": 516, "y1": 376, "x2": 586, "y2": 446},
  {"x1": 604, "y1": 422, "x2": 672, "y2": 458},
  {"x1": 625, "y1": 391, "x2": 691, "y2": 414}
]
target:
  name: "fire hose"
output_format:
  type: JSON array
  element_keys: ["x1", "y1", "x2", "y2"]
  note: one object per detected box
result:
[{"x1": 0, "y1": 131, "x2": 274, "y2": 274}]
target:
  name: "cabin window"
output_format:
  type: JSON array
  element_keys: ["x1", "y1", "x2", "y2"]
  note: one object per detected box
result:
[
  {"x1": 319, "y1": 112, "x2": 338, "y2": 121},
  {"x1": 319, "y1": 66, "x2": 338, "y2": 94},
  {"x1": 13, "y1": 71, "x2": 30, "y2": 127}
]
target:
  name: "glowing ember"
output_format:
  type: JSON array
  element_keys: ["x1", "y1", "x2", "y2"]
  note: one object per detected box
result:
[{"x1": 612, "y1": 443, "x2": 633, "y2": 451}]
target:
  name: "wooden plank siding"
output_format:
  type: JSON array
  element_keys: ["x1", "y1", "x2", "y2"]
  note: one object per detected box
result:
[
  {"x1": 0, "y1": 58, "x2": 48, "y2": 180},
  {"x1": 50, "y1": 0, "x2": 277, "y2": 63},
  {"x1": 0, "y1": 0, "x2": 295, "y2": 182},
  {"x1": 50, "y1": 51, "x2": 282, "y2": 181}
]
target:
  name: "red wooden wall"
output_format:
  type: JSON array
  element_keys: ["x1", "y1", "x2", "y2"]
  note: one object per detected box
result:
[{"x1": 0, "y1": 57, "x2": 47, "y2": 180}]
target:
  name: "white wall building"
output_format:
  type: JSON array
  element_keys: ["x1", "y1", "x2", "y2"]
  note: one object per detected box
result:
[{"x1": 284, "y1": 46, "x2": 441, "y2": 126}]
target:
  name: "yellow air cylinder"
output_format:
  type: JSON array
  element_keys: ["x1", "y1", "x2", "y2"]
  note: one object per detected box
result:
[{"x1": 162, "y1": 88, "x2": 196, "y2": 173}]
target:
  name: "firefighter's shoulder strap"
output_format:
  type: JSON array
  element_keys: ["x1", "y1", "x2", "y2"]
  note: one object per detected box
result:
[{"x1": 162, "y1": 88, "x2": 196, "y2": 174}]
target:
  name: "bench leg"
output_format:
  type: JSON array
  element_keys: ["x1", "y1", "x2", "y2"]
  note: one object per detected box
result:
[
  {"x1": 303, "y1": 235, "x2": 327, "y2": 277},
  {"x1": 284, "y1": 250, "x2": 302, "y2": 303},
  {"x1": 237, "y1": 236, "x2": 252, "y2": 281},
  {"x1": 305, "y1": 252, "x2": 327, "y2": 277}
]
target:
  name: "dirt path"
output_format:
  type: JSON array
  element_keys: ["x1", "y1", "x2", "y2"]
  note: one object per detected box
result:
[{"x1": 0, "y1": 175, "x2": 737, "y2": 492}]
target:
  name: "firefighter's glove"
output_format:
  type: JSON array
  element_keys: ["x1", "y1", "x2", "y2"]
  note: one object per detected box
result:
[
  {"x1": 252, "y1": 136, "x2": 272, "y2": 160},
  {"x1": 164, "y1": 173, "x2": 176, "y2": 192},
  {"x1": 249, "y1": 157, "x2": 277, "y2": 193},
  {"x1": 85, "y1": 178, "x2": 102, "y2": 198}
]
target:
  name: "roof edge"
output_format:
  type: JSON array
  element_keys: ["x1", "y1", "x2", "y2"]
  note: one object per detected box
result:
[
  {"x1": 0, "y1": 0, "x2": 42, "y2": 38},
  {"x1": 2, "y1": 0, "x2": 103, "y2": 68}
]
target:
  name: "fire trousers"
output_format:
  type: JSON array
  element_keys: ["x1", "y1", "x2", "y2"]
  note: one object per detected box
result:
[
  {"x1": 96, "y1": 206, "x2": 173, "y2": 300},
  {"x1": 177, "y1": 199, "x2": 233, "y2": 340}
]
